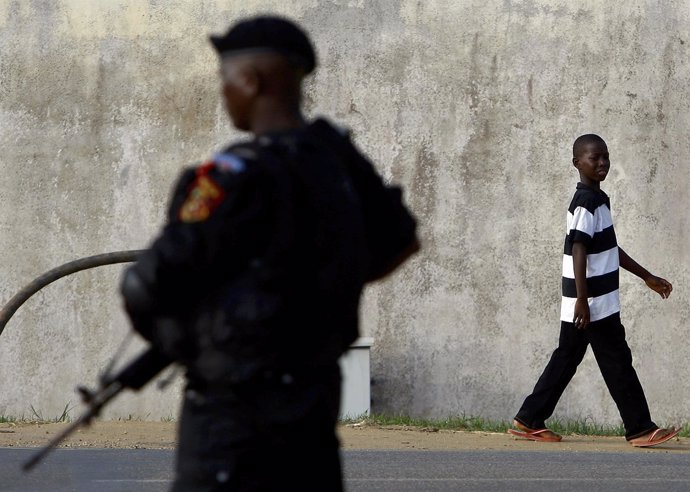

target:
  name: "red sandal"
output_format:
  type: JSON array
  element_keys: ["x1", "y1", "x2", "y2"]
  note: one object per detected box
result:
[
  {"x1": 507, "y1": 420, "x2": 562, "y2": 442},
  {"x1": 629, "y1": 427, "x2": 680, "y2": 448}
]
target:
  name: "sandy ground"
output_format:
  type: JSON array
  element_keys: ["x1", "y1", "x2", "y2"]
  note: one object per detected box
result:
[{"x1": 1, "y1": 420, "x2": 689, "y2": 455}]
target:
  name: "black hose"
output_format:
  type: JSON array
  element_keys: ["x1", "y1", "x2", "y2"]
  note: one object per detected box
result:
[{"x1": 0, "y1": 250, "x2": 145, "y2": 337}]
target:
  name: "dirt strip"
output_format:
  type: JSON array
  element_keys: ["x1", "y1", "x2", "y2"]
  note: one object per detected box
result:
[{"x1": 0, "y1": 421, "x2": 688, "y2": 454}]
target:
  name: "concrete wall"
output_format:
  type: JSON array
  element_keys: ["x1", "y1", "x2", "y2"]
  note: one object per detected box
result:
[{"x1": 1, "y1": 0, "x2": 688, "y2": 425}]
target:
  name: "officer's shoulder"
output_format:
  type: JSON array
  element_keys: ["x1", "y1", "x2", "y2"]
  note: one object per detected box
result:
[
  {"x1": 190, "y1": 142, "x2": 261, "y2": 178},
  {"x1": 310, "y1": 117, "x2": 351, "y2": 140},
  {"x1": 173, "y1": 165, "x2": 199, "y2": 191},
  {"x1": 215, "y1": 142, "x2": 261, "y2": 172}
]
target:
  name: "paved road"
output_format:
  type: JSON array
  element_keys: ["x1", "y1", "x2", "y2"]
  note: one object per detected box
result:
[{"x1": 1, "y1": 448, "x2": 690, "y2": 491}]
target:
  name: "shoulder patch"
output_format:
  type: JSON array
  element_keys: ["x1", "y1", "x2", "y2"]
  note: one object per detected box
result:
[
  {"x1": 213, "y1": 152, "x2": 247, "y2": 173},
  {"x1": 178, "y1": 163, "x2": 226, "y2": 223}
]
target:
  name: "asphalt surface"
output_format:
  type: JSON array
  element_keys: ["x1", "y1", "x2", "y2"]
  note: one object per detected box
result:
[{"x1": 1, "y1": 448, "x2": 689, "y2": 491}]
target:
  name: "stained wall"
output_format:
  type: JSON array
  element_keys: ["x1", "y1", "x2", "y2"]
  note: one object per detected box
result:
[{"x1": 0, "y1": 1, "x2": 688, "y2": 425}]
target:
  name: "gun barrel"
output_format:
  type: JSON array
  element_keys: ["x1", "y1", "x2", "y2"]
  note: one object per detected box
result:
[
  {"x1": 22, "y1": 348, "x2": 171, "y2": 472},
  {"x1": 22, "y1": 380, "x2": 123, "y2": 472},
  {"x1": 114, "y1": 347, "x2": 172, "y2": 390},
  {"x1": 22, "y1": 414, "x2": 90, "y2": 472}
]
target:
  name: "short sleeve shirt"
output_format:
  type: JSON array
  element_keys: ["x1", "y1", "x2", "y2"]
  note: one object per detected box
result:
[{"x1": 560, "y1": 183, "x2": 620, "y2": 323}]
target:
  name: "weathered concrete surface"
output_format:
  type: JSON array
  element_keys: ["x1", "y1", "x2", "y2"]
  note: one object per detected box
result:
[{"x1": 0, "y1": 1, "x2": 688, "y2": 425}]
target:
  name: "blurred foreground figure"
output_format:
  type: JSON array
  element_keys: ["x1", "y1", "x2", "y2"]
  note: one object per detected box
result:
[{"x1": 121, "y1": 15, "x2": 418, "y2": 492}]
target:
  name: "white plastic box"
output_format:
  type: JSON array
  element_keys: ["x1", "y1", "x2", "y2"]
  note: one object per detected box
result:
[{"x1": 338, "y1": 337, "x2": 374, "y2": 419}]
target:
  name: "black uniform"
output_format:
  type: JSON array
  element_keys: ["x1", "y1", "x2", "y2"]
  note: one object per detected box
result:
[{"x1": 121, "y1": 118, "x2": 417, "y2": 491}]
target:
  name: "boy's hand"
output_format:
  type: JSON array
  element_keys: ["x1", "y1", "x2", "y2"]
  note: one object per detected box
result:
[
  {"x1": 573, "y1": 298, "x2": 590, "y2": 329},
  {"x1": 644, "y1": 275, "x2": 673, "y2": 299}
]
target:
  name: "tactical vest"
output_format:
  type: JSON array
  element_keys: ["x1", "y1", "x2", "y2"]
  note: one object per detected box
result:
[{"x1": 184, "y1": 124, "x2": 371, "y2": 387}]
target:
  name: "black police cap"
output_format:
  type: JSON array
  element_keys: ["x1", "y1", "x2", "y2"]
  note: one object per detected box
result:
[{"x1": 210, "y1": 15, "x2": 317, "y2": 74}]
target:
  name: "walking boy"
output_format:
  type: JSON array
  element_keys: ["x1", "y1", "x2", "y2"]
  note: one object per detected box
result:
[{"x1": 509, "y1": 134, "x2": 678, "y2": 447}]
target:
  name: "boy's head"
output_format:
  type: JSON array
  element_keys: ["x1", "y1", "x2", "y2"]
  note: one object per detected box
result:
[
  {"x1": 572, "y1": 134, "x2": 610, "y2": 185},
  {"x1": 210, "y1": 16, "x2": 316, "y2": 131}
]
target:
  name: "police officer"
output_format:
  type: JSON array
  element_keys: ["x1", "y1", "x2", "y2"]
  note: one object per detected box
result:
[{"x1": 121, "y1": 15, "x2": 418, "y2": 491}]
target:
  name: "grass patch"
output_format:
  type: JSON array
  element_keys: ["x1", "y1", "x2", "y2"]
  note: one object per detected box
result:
[
  {"x1": 343, "y1": 413, "x2": 687, "y2": 437},
  {"x1": 0, "y1": 403, "x2": 75, "y2": 425},
  {"x1": 539, "y1": 417, "x2": 625, "y2": 437},
  {"x1": 343, "y1": 413, "x2": 510, "y2": 433},
  {"x1": 29, "y1": 403, "x2": 73, "y2": 423}
]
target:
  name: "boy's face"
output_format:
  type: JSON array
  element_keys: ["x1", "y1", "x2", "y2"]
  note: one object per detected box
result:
[{"x1": 573, "y1": 141, "x2": 610, "y2": 185}]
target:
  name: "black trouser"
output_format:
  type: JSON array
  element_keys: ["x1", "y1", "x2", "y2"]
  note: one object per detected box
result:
[
  {"x1": 172, "y1": 367, "x2": 343, "y2": 492},
  {"x1": 515, "y1": 313, "x2": 656, "y2": 440}
]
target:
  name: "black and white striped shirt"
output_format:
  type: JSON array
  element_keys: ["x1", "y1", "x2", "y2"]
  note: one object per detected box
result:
[{"x1": 560, "y1": 183, "x2": 620, "y2": 323}]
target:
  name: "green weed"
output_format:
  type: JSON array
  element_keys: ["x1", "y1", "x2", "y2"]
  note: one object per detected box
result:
[{"x1": 24, "y1": 403, "x2": 73, "y2": 424}]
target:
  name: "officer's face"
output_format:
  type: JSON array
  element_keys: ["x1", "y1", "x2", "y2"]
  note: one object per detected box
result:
[{"x1": 220, "y1": 57, "x2": 257, "y2": 131}]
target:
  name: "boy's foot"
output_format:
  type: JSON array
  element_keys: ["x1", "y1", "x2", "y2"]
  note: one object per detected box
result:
[
  {"x1": 629, "y1": 427, "x2": 680, "y2": 448},
  {"x1": 507, "y1": 420, "x2": 562, "y2": 442}
]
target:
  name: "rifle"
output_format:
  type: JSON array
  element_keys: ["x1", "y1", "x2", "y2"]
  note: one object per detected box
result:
[{"x1": 22, "y1": 347, "x2": 171, "y2": 472}]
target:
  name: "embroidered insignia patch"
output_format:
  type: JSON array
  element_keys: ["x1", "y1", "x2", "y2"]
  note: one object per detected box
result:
[{"x1": 178, "y1": 163, "x2": 226, "y2": 223}]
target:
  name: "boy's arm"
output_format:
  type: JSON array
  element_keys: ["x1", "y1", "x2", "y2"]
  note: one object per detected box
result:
[
  {"x1": 572, "y1": 242, "x2": 590, "y2": 329},
  {"x1": 619, "y1": 247, "x2": 673, "y2": 299}
]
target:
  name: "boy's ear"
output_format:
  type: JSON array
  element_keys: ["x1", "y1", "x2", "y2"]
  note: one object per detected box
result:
[{"x1": 572, "y1": 156, "x2": 579, "y2": 169}]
